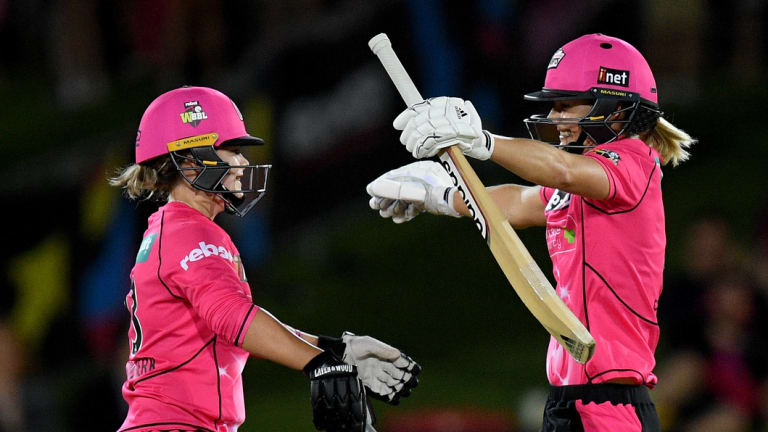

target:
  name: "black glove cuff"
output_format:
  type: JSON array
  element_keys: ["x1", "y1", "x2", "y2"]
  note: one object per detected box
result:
[
  {"x1": 317, "y1": 334, "x2": 346, "y2": 359},
  {"x1": 303, "y1": 350, "x2": 346, "y2": 377}
]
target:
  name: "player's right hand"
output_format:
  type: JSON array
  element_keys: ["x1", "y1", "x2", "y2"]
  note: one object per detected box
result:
[
  {"x1": 393, "y1": 96, "x2": 494, "y2": 160},
  {"x1": 366, "y1": 161, "x2": 460, "y2": 223}
]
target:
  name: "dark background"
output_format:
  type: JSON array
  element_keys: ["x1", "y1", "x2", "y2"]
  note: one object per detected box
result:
[{"x1": 1, "y1": 1, "x2": 768, "y2": 431}]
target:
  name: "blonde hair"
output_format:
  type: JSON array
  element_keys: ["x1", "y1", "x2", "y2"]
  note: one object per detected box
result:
[
  {"x1": 108, "y1": 156, "x2": 179, "y2": 201},
  {"x1": 639, "y1": 117, "x2": 696, "y2": 167}
]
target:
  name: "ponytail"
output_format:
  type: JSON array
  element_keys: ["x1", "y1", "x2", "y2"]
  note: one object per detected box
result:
[
  {"x1": 639, "y1": 117, "x2": 696, "y2": 167},
  {"x1": 108, "y1": 156, "x2": 179, "y2": 201}
]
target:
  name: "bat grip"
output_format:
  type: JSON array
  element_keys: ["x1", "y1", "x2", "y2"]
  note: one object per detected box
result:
[{"x1": 368, "y1": 33, "x2": 423, "y2": 106}]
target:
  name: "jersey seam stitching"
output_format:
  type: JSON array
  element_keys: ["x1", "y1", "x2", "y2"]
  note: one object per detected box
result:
[
  {"x1": 235, "y1": 304, "x2": 255, "y2": 347},
  {"x1": 158, "y1": 210, "x2": 184, "y2": 300},
  {"x1": 118, "y1": 421, "x2": 214, "y2": 432},
  {"x1": 583, "y1": 161, "x2": 657, "y2": 214},
  {"x1": 585, "y1": 263, "x2": 659, "y2": 326}
]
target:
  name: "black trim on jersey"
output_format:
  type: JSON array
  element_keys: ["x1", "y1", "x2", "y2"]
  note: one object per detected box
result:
[
  {"x1": 158, "y1": 210, "x2": 184, "y2": 300},
  {"x1": 212, "y1": 336, "x2": 223, "y2": 425},
  {"x1": 583, "y1": 163, "x2": 657, "y2": 215},
  {"x1": 235, "y1": 304, "x2": 255, "y2": 347},
  {"x1": 119, "y1": 422, "x2": 213, "y2": 432},
  {"x1": 585, "y1": 263, "x2": 659, "y2": 325},
  {"x1": 547, "y1": 382, "x2": 653, "y2": 405},
  {"x1": 587, "y1": 368, "x2": 646, "y2": 386},
  {"x1": 580, "y1": 201, "x2": 591, "y2": 332},
  {"x1": 134, "y1": 337, "x2": 215, "y2": 386}
]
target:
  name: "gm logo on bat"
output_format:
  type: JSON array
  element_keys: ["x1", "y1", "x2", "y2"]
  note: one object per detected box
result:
[{"x1": 439, "y1": 159, "x2": 488, "y2": 241}]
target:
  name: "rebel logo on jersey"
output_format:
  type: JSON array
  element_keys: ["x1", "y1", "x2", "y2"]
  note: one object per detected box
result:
[
  {"x1": 597, "y1": 66, "x2": 630, "y2": 87},
  {"x1": 180, "y1": 241, "x2": 234, "y2": 270},
  {"x1": 180, "y1": 100, "x2": 208, "y2": 126}
]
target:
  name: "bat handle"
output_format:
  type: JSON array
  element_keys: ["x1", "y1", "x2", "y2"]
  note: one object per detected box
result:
[{"x1": 368, "y1": 33, "x2": 424, "y2": 107}]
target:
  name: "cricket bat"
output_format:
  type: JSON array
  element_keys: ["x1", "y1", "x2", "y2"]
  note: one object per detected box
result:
[{"x1": 368, "y1": 33, "x2": 596, "y2": 363}]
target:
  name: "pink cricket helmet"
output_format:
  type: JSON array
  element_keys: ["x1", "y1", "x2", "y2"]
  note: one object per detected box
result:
[
  {"x1": 135, "y1": 86, "x2": 264, "y2": 164},
  {"x1": 525, "y1": 33, "x2": 658, "y2": 106},
  {"x1": 134, "y1": 86, "x2": 270, "y2": 217},
  {"x1": 524, "y1": 34, "x2": 662, "y2": 148}
]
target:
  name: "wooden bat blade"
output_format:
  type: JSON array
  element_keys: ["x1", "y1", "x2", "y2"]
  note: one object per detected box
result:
[
  {"x1": 369, "y1": 33, "x2": 595, "y2": 363},
  {"x1": 442, "y1": 148, "x2": 595, "y2": 363}
]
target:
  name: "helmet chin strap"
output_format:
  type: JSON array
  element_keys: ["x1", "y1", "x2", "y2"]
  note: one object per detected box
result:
[{"x1": 565, "y1": 132, "x2": 591, "y2": 153}]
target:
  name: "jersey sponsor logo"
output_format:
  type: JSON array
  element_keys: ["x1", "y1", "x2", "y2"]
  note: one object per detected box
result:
[
  {"x1": 545, "y1": 189, "x2": 571, "y2": 212},
  {"x1": 590, "y1": 148, "x2": 621, "y2": 165},
  {"x1": 136, "y1": 233, "x2": 158, "y2": 263},
  {"x1": 180, "y1": 241, "x2": 234, "y2": 271},
  {"x1": 597, "y1": 66, "x2": 630, "y2": 87},
  {"x1": 548, "y1": 48, "x2": 565, "y2": 69},
  {"x1": 564, "y1": 228, "x2": 576, "y2": 244},
  {"x1": 180, "y1": 100, "x2": 208, "y2": 126}
]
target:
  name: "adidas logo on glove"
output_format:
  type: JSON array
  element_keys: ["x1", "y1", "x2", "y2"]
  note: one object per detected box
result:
[{"x1": 454, "y1": 106, "x2": 468, "y2": 118}]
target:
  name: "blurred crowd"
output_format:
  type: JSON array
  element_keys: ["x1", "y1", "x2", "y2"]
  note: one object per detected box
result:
[
  {"x1": 1, "y1": 0, "x2": 768, "y2": 431},
  {"x1": 654, "y1": 212, "x2": 768, "y2": 431}
]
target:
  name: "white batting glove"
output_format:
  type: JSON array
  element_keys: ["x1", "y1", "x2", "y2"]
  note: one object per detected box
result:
[
  {"x1": 342, "y1": 333, "x2": 420, "y2": 404},
  {"x1": 366, "y1": 161, "x2": 460, "y2": 222},
  {"x1": 318, "y1": 332, "x2": 421, "y2": 405},
  {"x1": 393, "y1": 96, "x2": 495, "y2": 160}
]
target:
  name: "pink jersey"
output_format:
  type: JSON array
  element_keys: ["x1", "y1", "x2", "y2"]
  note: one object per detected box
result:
[
  {"x1": 540, "y1": 138, "x2": 664, "y2": 387},
  {"x1": 119, "y1": 202, "x2": 259, "y2": 432}
]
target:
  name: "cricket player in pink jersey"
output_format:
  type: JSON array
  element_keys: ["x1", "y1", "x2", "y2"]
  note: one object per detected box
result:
[
  {"x1": 110, "y1": 86, "x2": 420, "y2": 432},
  {"x1": 366, "y1": 34, "x2": 696, "y2": 431}
]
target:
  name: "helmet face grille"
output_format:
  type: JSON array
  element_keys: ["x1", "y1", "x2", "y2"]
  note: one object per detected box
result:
[
  {"x1": 170, "y1": 146, "x2": 271, "y2": 217},
  {"x1": 523, "y1": 101, "x2": 653, "y2": 150}
]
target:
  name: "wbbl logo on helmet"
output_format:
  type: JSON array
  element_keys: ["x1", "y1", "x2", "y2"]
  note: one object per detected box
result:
[
  {"x1": 548, "y1": 48, "x2": 565, "y2": 69},
  {"x1": 597, "y1": 67, "x2": 630, "y2": 87},
  {"x1": 180, "y1": 101, "x2": 208, "y2": 127}
]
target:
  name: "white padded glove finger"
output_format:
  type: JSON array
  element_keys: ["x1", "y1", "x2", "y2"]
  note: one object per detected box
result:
[
  {"x1": 335, "y1": 332, "x2": 421, "y2": 405},
  {"x1": 343, "y1": 334, "x2": 400, "y2": 361},
  {"x1": 393, "y1": 96, "x2": 494, "y2": 159},
  {"x1": 368, "y1": 193, "x2": 422, "y2": 224},
  {"x1": 366, "y1": 161, "x2": 460, "y2": 219}
]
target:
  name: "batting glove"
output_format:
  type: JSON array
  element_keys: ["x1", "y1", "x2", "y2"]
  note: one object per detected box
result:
[
  {"x1": 304, "y1": 350, "x2": 374, "y2": 432},
  {"x1": 393, "y1": 96, "x2": 495, "y2": 160},
  {"x1": 318, "y1": 332, "x2": 421, "y2": 406},
  {"x1": 366, "y1": 161, "x2": 460, "y2": 222}
]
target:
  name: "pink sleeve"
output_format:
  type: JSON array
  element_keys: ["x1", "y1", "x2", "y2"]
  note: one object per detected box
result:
[
  {"x1": 584, "y1": 143, "x2": 653, "y2": 211},
  {"x1": 540, "y1": 186, "x2": 554, "y2": 204},
  {"x1": 163, "y1": 225, "x2": 260, "y2": 347}
]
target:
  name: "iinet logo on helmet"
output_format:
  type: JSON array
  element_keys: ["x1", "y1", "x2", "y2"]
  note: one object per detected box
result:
[
  {"x1": 597, "y1": 66, "x2": 630, "y2": 87},
  {"x1": 180, "y1": 242, "x2": 234, "y2": 271}
]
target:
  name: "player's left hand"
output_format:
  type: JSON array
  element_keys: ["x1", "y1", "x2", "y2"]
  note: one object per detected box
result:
[
  {"x1": 319, "y1": 332, "x2": 421, "y2": 405},
  {"x1": 393, "y1": 96, "x2": 495, "y2": 160},
  {"x1": 304, "y1": 350, "x2": 372, "y2": 432},
  {"x1": 366, "y1": 161, "x2": 460, "y2": 222}
]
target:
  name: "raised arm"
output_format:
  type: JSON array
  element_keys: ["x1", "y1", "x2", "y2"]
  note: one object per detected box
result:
[
  {"x1": 490, "y1": 136, "x2": 610, "y2": 201},
  {"x1": 449, "y1": 183, "x2": 546, "y2": 228}
]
